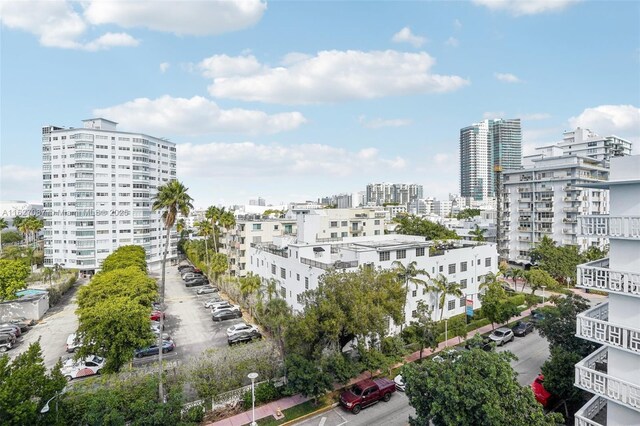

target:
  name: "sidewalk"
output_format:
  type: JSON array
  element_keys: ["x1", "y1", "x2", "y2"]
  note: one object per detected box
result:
[{"x1": 206, "y1": 304, "x2": 548, "y2": 426}]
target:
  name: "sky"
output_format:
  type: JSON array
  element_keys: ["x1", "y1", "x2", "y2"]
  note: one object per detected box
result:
[{"x1": 1, "y1": 0, "x2": 639, "y2": 209}]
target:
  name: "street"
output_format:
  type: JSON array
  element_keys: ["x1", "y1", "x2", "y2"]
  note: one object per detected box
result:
[{"x1": 293, "y1": 330, "x2": 549, "y2": 426}]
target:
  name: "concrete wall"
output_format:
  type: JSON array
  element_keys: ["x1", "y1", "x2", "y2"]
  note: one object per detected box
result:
[{"x1": 0, "y1": 294, "x2": 49, "y2": 322}]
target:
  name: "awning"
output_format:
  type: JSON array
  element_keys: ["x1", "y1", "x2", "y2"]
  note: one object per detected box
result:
[{"x1": 313, "y1": 247, "x2": 325, "y2": 252}]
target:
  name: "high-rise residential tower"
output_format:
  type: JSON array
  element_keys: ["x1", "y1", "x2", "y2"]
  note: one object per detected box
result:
[
  {"x1": 460, "y1": 118, "x2": 522, "y2": 200},
  {"x1": 42, "y1": 118, "x2": 177, "y2": 274}
]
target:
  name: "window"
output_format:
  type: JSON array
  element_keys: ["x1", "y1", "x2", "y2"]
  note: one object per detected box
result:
[
  {"x1": 477, "y1": 258, "x2": 481, "y2": 265},
  {"x1": 374, "y1": 219, "x2": 380, "y2": 225},
  {"x1": 411, "y1": 310, "x2": 418, "y2": 318},
  {"x1": 412, "y1": 289, "x2": 417, "y2": 297},
  {"x1": 252, "y1": 223, "x2": 262, "y2": 231},
  {"x1": 379, "y1": 251, "x2": 390, "y2": 261},
  {"x1": 448, "y1": 263, "x2": 456, "y2": 274},
  {"x1": 271, "y1": 264, "x2": 276, "y2": 275},
  {"x1": 331, "y1": 232, "x2": 338, "y2": 238},
  {"x1": 416, "y1": 247, "x2": 425, "y2": 257},
  {"x1": 305, "y1": 277, "x2": 309, "y2": 288},
  {"x1": 459, "y1": 297, "x2": 466, "y2": 308},
  {"x1": 341, "y1": 232, "x2": 348, "y2": 237},
  {"x1": 341, "y1": 221, "x2": 348, "y2": 226},
  {"x1": 439, "y1": 265, "x2": 443, "y2": 273},
  {"x1": 485, "y1": 257, "x2": 491, "y2": 267},
  {"x1": 448, "y1": 300, "x2": 455, "y2": 311},
  {"x1": 396, "y1": 249, "x2": 406, "y2": 259},
  {"x1": 374, "y1": 230, "x2": 380, "y2": 235},
  {"x1": 296, "y1": 273, "x2": 300, "y2": 281},
  {"x1": 280, "y1": 267, "x2": 286, "y2": 279},
  {"x1": 460, "y1": 279, "x2": 467, "y2": 289},
  {"x1": 460, "y1": 261, "x2": 467, "y2": 272},
  {"x1": 280, "y1": 286, "x2": 286, "y2": 298},
  {"x1": 330, "y1": 221, "x2": 338, "y2": 227}
]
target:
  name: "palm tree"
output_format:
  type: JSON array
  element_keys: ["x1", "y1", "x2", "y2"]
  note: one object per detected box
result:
[
  {"x1": 205, "y1": 206, "x2": 224, "y2": 253},
  {"x1": 469, "y1": 224, "x2": 487, "y2": 242},
  {"x1": 392, "y1": 260, "x2": 429, "y2": 331},
  {"x1": 151, "y1": 180, "x2": 193, "y2": 403},
  {"x1": 239, "y1": 272, "x2": 261, "y2": 317},
  {"x1": 0, "y1": 218, "x2": 8, "y2": 254},
  {"x1": 219, "y1": 210, "x2": 236, "y2": 278},
  {"x1": 194, "y1": 220, "x2": 213, "y2": 278},
  {"x1": 264, "y1": 278, "x2": 278, "y2": 301},
  {"x1": 176, "y1": 218, "x2": 186, "y2": 238},
  {"x1": 43, "y1": 267, "x2": 54, "y2": 288},
  {"x1": 425, "y1": 274, "x2": 463, "y2": 320}
]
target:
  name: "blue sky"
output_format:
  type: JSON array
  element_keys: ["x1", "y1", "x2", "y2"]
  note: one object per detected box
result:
[{"x1": 1, "y1": 0, "x2": 639, "y2": 208}]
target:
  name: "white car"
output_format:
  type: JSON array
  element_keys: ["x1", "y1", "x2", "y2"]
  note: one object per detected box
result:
[
  {"x1": 61, "y1": 355, "x2": 105, "y2": 381},
  {"x1": 66, "y1": 333, "x2": 82, "y2": 353},
  {"x1": 226, "y1": 323, "x2": 258, "y2": 338},
  {"x1": 489, "y1": 327, "x2": 515, "y2": 346},
  {"x1": 394, "y1": 374, "x2": 406, "y2": 392},
  {"x1": 205, "y1": 300, "x2": 231, "y2": 310}
]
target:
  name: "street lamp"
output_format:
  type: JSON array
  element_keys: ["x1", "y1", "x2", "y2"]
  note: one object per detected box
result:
[
  {"x1": 248, "y1": 372, "x2": 259, "y2": 426},
  {"x1": 41, "y1": 387, "x2": 66, "y2": 423}
]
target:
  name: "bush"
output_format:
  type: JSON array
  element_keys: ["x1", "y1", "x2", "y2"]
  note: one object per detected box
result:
[
  {"x1": 48, "y1": 273, "x2": 78, "y2": 306},
  {"x1": 507, "y1": 294, "x2": 525, "y2": 307},
  {"x1": 466, "y1": 318, "x2": 491, "y2": 332},
  {"x1": 242, "y1": 381, "x2": 280, "y2": 409},
  {"x1": 0, "y1": 230, "x2": 23, "y2": 244},
  {"x1": 182, "y1": 405, "x2": 205, "y2": 423}
]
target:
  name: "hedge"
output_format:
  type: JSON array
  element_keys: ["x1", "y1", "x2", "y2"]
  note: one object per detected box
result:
[{"x1": 48, "y1": 274, "x2": 78, "y2": 306}]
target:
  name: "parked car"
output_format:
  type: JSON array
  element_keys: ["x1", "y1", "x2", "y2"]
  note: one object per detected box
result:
[
  {"x1": 7, "y1": 318, "x2": 33, "y2": 332},
  {"x1": 202, "y1": 295, "x2": 223, "y2": 305},
  {"x1": 0, "y1": 334, "x2": 15, "y2": 352},
  {"x1": 205, "y1": 300, "x2": 230, "y2": 310},
  {"x1": 531, "y1": 310, "x2": 546, "y2": 325},
  {"x1": 0, "y1": 324, "x2": 21, "y2": 337},
  {"x1": 340, "y1": 378, "x2": 396, "y2": 414},
  {"x1": 150, "y1": 320, "x2": 164, "y2": 331},
  {"x1": 135, "y1": 340, "x2": 175, "y2": 358},
  {"x1": 196, "y1": 286, "x2": 218, "y2": 295},
  {"x1": 501, "y1": 283, "x2": 516, "y2": 293},
  {"x1": 464, "y1": 336, "x2": 494, "y2": 352},
  {"x1": 393, "y1": 374, "x2": 406, "y2": 392},
  {"x1": 152, "y1": 330, "x2": 172, "y2": 342},
  {"x1": 61, "y1": 355, "x2": 105, "y2": 381},
  {"x1": 182, "y1": 272, "x2": 204, "y2": 281},
  {"x1": 488, "y1": 327, "x2": 515, "y2": 346},
  {"x1": 150, "y1": 311, "x2": 165, "y2": 321},
  {"x1": 433, "y1": 348, "x2": 463, "y2": 363},
  {"x1": 211, "y1": 303, "x2": 234, "y2": 314},
  {"x1": 228, "y1": 329, "x2": 262, "y2": 345},
  {"x1": 0, "y1": 327, "x2": 17, "y2": 340},
  {"x1": 178, "y1": 264, "x2": 193, "y2": 271},
  {"x1": 185, "y1": 277, "x2": 209, "y2": 287},
  {"x1": 212, "y1": 306, "x2": 242, "y2": 322},
  {"x1": 512, "y1": 321, "x2": 534, "y2": 337},
  {"x1": 531, "y1": 374, "x2": 554, "y2": 407},
  {"x1": 226, "y1": 322, "x2": 259, "y2": 337}
]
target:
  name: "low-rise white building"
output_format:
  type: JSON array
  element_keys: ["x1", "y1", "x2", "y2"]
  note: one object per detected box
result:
[{"x1": 248, "y1": 226, "x2": 498, "y2": 331}]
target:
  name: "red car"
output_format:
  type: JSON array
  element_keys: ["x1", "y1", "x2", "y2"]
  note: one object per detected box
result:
[
  {"x1": 531, "y1": 374, "x2": 553, "y2": 407},
  {"x1": 150, "y1": 311, "x2": 165, "y2": 321}
]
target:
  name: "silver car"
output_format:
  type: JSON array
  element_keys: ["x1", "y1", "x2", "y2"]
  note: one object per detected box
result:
[{"x1": 489, "y1": 327, "x2": 515, "y2": 346}]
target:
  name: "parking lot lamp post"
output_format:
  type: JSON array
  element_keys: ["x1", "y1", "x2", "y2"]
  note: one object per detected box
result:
[
  {"x1": 248, "y1": 372, "x2": 258, "y2": 426},
  {"x1": 40, "y1": 387, "x2": 66, "y2": 423},
  {"x1": 444, "y1": 318, "x2": 448, "y2": 347}
]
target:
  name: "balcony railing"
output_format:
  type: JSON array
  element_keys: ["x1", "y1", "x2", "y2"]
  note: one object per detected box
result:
[
  {"x1": 577, "y1": 302, "x2": 640, "y2": 354},
  {"x1": 580, "y1": 215, "x2": 640, "y2": 239},
  {"x1": 575, "y1": 395, "x2": 606, "y2": 426},
  {"x1": 577, "y1": 258, "x2": 640, "y2": 297},
  {"x1": 575, "y1": 346, "x2": 640, "y2": 412},
  {"x1": 300, "y1": 257, "x2": 358, "y2": 270}
]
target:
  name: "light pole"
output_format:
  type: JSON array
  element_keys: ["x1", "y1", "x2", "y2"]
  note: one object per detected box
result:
[
  {"x1": 444, "y1": 318, "x2": 448, "y2": 347},
  {"x1": 248, "y1": 372, "x2": 258, "y2": 426},
  {"x1": 542, "y1": 285, "x2": 546, "y2": 304},
  {"x1": 41, "y1": 387, "x2": 66, "y2": 423}
]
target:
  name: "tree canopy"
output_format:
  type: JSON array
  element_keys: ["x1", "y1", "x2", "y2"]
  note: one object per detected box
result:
[
  {"x1": 393, "y1": 215, "x2": 459, "y2": 240},
  {"x1": 77, "y1": 266, "x2": 157, "y2": 311},
  {"x1": 529, "y1": 235, "x2": 597, "y2": 284},
  {"x1": 0, "y1": 259, "x2": 31, "y2": 300},
  {"x1": 479, "y1": 281, "x2": 520, "y2": 329},
  {"x1": 455, "y1": 208, "x2": 481, "y2": 220},
  {"x1": 100, "y1": 245, "x2": 147, "y2": 273},
  {"x1": 403, "y1": 349, "x2": 563, "y2": 426}
]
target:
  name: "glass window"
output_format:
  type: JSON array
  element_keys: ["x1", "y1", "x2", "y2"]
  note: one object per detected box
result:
[
  {"x1": 448, "y1": 300, "x2": 455, "y2": 310},
  {"x1": 379, "y1": 251, "x2": 390, "y2": 261},
  {"x1": 416, "y1": 247, "x2": 425, "y2": 257},
  {"x1": 396, "y1": 249, "x2": 406, "y2": 259},
  {"x1": 448, "y1": 263, "x2": 456, "y2": 274}
]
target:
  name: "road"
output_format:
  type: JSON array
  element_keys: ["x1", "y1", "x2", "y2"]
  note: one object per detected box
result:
[{"x1": 293, "y1": 331, "x2": 549, "y2": 426}]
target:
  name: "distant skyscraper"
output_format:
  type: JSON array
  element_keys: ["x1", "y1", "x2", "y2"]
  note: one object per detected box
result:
[
  {"x1": 460, "y1": 118, "x2": 522, "y2": 200},
  {"x1": 365, "y1": 183, "x2": 423, "y2": 205}
]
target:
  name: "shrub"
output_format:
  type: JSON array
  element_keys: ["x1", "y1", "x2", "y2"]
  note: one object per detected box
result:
[
  {"x1": 242, "y1": 381, "x2": 280, "y2": 409},
  {"x1": 48, "y1": 273, "x2": 78, "y2": 306},
  {"x1": 182, "y1": 405, "x2": 205, "y2": 423},
  {"x1": 507, "y1": 294, "x2": 525, "y2": 307},
  {"x1": 466, "y1": 318, "x2": 490, "y2": 332}
]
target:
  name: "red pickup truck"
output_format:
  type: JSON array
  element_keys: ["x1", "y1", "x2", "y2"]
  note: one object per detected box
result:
[{"x1": 340, "y1": 378, "x2": 396, "y2": 414}]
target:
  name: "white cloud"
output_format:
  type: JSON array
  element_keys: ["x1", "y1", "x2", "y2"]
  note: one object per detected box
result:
[
  {"x1": 391, "y1": 27, "x2": 427, "y2": 48},
  {"x1": 159, "y1": 62, "x2": 170, "y2": 73},
  {"x1": 494, "y1": 72, "x2": 521, "y2": 83},
  {"x1": 83, "y1": 0, "x2": 266, "y2": 36},
  {"x1": 93, "y1": 95, "x2": 307, "y2": 136},
  {"x1": 521, "y1": 112, "x2": 551, "y2": 121},
  {"x1": 203, "y1": 50, "x2": 469, "y2": 104},
  {"x1": 83, "y1": 32, "x2": 139, "y2": 51},
  {"x1": 483, "y1": 111, "x2": 506, "y2": 119},
  {"x1": 177, "y1": 142, "x2": 407, "y2": 179},
  {"x1": 445, "y1": 37, "x2": 459, "y2": 47},
  {"x1": 358, "y1": 116, "x2": 412, "y2": 129},
  {"x1": 569, "y1": 105, "x2": 640, "y2": 141},
  {"x1": 0, "y1": 165, "x2": 42, "y2": 202},
  {"x1": 473, "y1": 0, "x2": 580, "y2": 16},
  {"x1": 453, "y1": 19, "x2": 462, "y2": 30},
  {"x1": 199, "y1": 54, "x2": 264, "y2": 78}
]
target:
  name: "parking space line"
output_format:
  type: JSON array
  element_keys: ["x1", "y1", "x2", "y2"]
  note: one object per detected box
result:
[{"x1": 318, "y1": 417, "x2": 326, "y2": 426}]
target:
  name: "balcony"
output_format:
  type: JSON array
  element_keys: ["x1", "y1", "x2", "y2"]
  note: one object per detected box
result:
[
  {"x1": 564, "y1": 207, "x2": 580, "y2": 213},
  {"x1": 575, "y1": 395, "x2": 607, "y2": 426},
  {"x1": 563, "y1": 228, "x2": 576, "y2": 234},
  {"x1": 575, "y1": 346, "x2": 640, "y2": 412},
  {"x1": 580, "y1": 216, "x2": 640, "y2": 240},
  {"x1": 564, "y1": 218, "x2": 578, "y2": 224},
  {"x1": 518, "y1": 236, "x2": 531, "y2": 242},
  {"x1": 577, "y1": 258, "x2": 640, "y2": 298},
  {"x1": 577, "y1": 302, "x2": 640, "y2": 354}
]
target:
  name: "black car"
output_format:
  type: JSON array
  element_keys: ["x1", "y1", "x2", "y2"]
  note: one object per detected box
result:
[
  {"x1": 0, "y1": 333, "x2": 15, "y2": 352},
  {"x1": 501, "y1": 283, "x2": 516, "y2": 293},
  {"x1": 465, "y1": 337, "x2": 493, "y2": 352},
  {"x1": 228, "y1": 329, "x2": 262, "y2": 345},
  {"x1": 185, "y1": 278, "x2": 209, "y2": 287},
  {"x1": 178, "y1": 264, "x2": 194, "y2": 271},
  {"x1": 212, "y1": 307, "x2": 242, "y2": 322},
  {"x1": 512, "y1": 321, "x2": 534, "y2": 337},
  {"x1": 530, "y1": 310, "x2": 546, "y2": 325}
]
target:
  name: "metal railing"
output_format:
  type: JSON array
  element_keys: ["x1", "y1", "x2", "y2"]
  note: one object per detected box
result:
[
  {"x1": 574, "y1": 395, "x2": 606, "y2": 426},
  {"x1": 577, "y1": 258, "x2": 640, "y2": 297},
  {"x1": 580, "y1": 215, "x2": 640, "y2": 239},
  {"x1": 250, "y1": 243, "x2": 288, "y2": 258},
  {"x1": 300, "y1": 257, "x2": 358, "y2": 270},
  {"x1": 575, "y1": 346, "x2": 640, "y2": 412},
  {"x1": 577, "y1": 302, "x2": 640, "y2": 354}
]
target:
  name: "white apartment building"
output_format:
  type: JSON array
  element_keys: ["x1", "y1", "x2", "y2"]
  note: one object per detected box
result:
[
  {"x1": 0, "y1": 200, "x2": 44, "y2": 228},
  {"x1": 558, "y1": 127, "x2": 632, "y2": 163},
  {"x1": 573, "y1": 155, "x2": 640, "y2": 425},
  {"x1": 433, "y1": 200, "x2": 453, "y2": 218},
  {"x1": 365, "y1": 183, "x2": 423, "y2": 206},
  {"x1": 501, "y1": 152, "x2": 609, "y2": 264},
  {"x1": 248, "y1": 224, "x2": 498, "y2": 330},
  {"x1": 42, "y1": 118, "x2": 177, "y2": 273}
]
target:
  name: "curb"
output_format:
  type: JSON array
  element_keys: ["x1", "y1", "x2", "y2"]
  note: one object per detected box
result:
[{"x1": 279, "y1": 402, "x2": 339, "y2": 426}]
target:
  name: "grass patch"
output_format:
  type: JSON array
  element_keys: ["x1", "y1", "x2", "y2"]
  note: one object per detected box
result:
[{"x1": 249, "y1": 399, "x2": 329, "y2": 426}]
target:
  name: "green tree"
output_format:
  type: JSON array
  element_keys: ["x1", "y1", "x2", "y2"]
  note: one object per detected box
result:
[
  {"x1": 0, "y1": 259, "x2": 30, "y2": 300},
  {"x1": 403, "y1": 349, "x2": 563, "y2": 426},
  {"x1": 469, "y1": 224, "x2": 487, "y2": 242},
  {"x1": 479, "y1": 281, "x2": 519, "y2": 329},
  {"x1": 209, "y1": 252, "x2": 228, "y2": 286},
  {"x1": 392, "y1": 260, "x2": 429, "y2": 330},
  {"x1": 42, "y1": 267, "x2": 54, "y2": 288},
  {"x1": 529, "y1": 235, "x2": 583, "y2": 284},
  {"x1": 0, "y1": 218, "x2": 8, "y2": 254},
  {"x1": 535, "y1": 294, "x2": 595, "y2": 356},
  {"x1": 77, "y1": 266, "x2": 157, "y2": 311},
  {"x1": 239, "y1": 272, "x2": 261, "y2": 316},
  {"x1": 402, "y1": 300, "x2": 438, "y2": 360},
  {"x1": 260, "y1": 298, "x2": 292, "y2": 378},
  {"x1": 152, "y1": 180, "x2": 193, "y2": 401},
  {"x1": 194, "y1": 220, "x2": 213, "y2": 278},
  {"x1": 0, "y1": 341, "x2": 66, "y2": 426},
  {"x1": 449, "y1": 316, "x2": 467, "y2": 343},
  {"x1": 285, "y1": 354, "x2": 332, "y2": 404},
  {"x1": 524, "y1": 268, "x2": 557, "y2": 295},
  {"x1": 425, "y1": 274, "x2": 463, "y2": 320},
  {"x1": 541, "y1": 347, "x2": 584, "y2": 403},
  {"x1": 455, "y1": 208, "x2": 481, "y2": 220},
  {"x1": 0, "y1": 230, "x2": 22, "y2": 246},
  {"x1": 393, "y1": 215, "x2": 459, "y2": 240},
  {"x1": 582, "y1": 245, "x2": 608, "y2": 262},
  {"x1": 100, "y1": 245, "x2": 147, "y2": 273},
  {"x1": 76, "y1": 296, "x2": 154, "y2": 373},
  {"x1": 205, "y1": 206, "x2": 224, "y2": 253}
]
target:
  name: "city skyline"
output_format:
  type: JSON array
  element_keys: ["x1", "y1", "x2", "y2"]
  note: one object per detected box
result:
[{"x1": 1, "y1": 0, "x2": 639, "y2": 207}]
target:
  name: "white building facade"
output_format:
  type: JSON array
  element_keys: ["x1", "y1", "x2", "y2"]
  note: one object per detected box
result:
[
  {"x1": 573, "y1": 155, "x2": 640, "y2": 425},
  {"x1": 501, "y1": 153, "x2": 609, "y2": 264},
  {"x1": 42, "y1": 118, "x2": 177, "y2": 273},
  {"x1": 558, "y1": 128, "x2": 632, "y2": 163}
]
